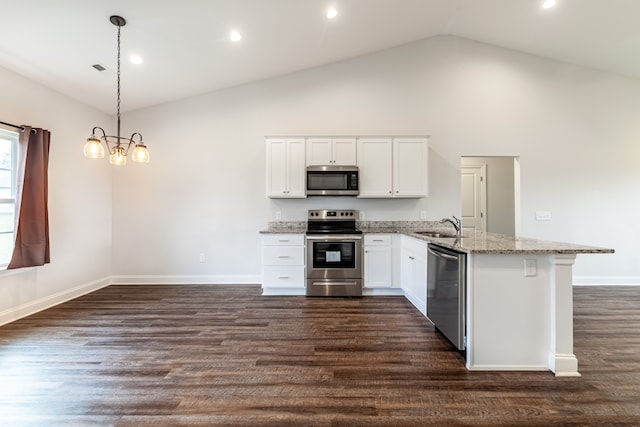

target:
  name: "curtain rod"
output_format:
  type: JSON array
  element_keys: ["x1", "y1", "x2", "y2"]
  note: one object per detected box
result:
[
  {"x1": 0, "y1": 120, "x2": 37, "y2": 134},
  {"x1": 0, "y1": 120, "x2": 25, "y2": 131}
]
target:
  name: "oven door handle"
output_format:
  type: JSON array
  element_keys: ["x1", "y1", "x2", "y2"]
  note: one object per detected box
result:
[{"x1": 305, "y1": 235, "x2": 363, "y2": 240}]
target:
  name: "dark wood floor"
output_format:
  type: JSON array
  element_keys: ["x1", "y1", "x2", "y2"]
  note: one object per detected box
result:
[{"x1": 0, "y1": 285, "x2": 639, "y2": 426}]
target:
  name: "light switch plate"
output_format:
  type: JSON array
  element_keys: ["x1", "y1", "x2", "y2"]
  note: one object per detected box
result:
[
  {"x1": 420, "y1": 211, "x2": 427, "y2": 220},
  {"x1": 275, "y1": 211, "x2": 282, "y2": 220},
  {"x1": 359, "y1": 211, "x2": 365, "y2": 220}
]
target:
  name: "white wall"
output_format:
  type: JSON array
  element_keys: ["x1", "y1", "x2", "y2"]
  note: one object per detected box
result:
[
  {"x1": 115, "y1": 35, "x2": 639, "y2": 284},
  {"x1": 0, "y1": 65, "x2": 113, "y2": 324}
]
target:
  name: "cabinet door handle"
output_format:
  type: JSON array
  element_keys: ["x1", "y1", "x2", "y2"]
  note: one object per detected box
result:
[
  {"x1": 389, "y1": 190, "x2": 392, "y2": 194},
  {"x1": 278, "y1": 256, "x2": 290, "y2": 259},
  {"x1": 278, "y1": 276, "x2": 290, "y2": 279},
  {"x1": 278, "y1": 239, "x2": 290, "y2": 242},
  {"x1": 409, "y1": 256, "x2": 415, "y2": 260},
  {"x1": 373, "y1": 239, "x2": 383, "y2": 242}
]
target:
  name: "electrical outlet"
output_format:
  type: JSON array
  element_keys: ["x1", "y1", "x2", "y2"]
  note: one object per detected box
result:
[
  {"x1": 199, "y1": 253, "x2": 206, "y2": 263},
  {"x1": 420, "y1": 211, "x2": 427, "y2": 220},
  {"x1": 524, "y1": 259, "x2": 537, "y2": 276},
  {"x1": 359, "y1": 211, "x2": 365, "y2": 220},
  {"x1": 275, "y1": 211, "x2": 282, "y2": 220}
]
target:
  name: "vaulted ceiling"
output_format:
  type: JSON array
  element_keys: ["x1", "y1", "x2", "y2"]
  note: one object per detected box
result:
[{"x1": 1, "y1": 0, "x2": 638, "y2": 114}]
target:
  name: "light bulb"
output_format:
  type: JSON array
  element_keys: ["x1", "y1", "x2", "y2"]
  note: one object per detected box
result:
[
  {"x1": 132, "y1": 144, "x2": 150, "y2": 163},
  {"x1": 109, "y1": 146, "x2": 127, "y2": 166},
  {"x1": 230, "y1": 30, "x2": 242, "y2": 42},
  {"x1": 84, "y1": 137, "x2": 105, "y2": 159},
  {"x1": 327, "y1": 7, "x2": 338, "y2": 19}
]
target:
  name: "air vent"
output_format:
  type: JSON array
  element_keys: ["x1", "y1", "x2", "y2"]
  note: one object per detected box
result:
[{"x1": 92, "y1": 64, "x2": 106, "y2": 71}]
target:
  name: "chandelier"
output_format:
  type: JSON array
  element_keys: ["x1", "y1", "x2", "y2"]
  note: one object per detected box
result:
[{"x1": 83, "y1": 15, "x2": 149, "y2": 166}]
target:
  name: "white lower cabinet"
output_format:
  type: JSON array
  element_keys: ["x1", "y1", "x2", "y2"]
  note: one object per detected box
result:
[
  {"x1": 363, "y1": 234, "x2": 393, "y2": 288},
  {"x1": 400, "y1": 236, "x2": 428, "y2": 316},
  {"x1": 261, "y1": 234, "x2": 305, "y2": 293}
]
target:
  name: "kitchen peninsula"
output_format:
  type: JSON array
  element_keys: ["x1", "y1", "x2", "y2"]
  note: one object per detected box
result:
[{"x1": 261, "y1": 221, "x2": 613, "y2": 376}]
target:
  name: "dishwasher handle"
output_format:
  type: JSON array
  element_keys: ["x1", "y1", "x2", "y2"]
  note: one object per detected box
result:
[{"x1": 428, "y1": 245, "x2": 462, "y2": 262}]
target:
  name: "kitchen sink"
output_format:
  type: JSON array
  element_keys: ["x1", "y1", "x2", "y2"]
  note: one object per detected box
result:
[{"x1": 415, "y1": 231, "x2": 458, "y2": 238}]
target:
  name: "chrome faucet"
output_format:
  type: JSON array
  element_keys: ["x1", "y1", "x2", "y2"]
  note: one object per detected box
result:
[{"x1": 440, "y1": 215, "x2": 462, "y2": 236}]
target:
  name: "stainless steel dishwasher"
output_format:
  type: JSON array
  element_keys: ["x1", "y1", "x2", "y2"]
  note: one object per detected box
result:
[{"x1": 427, "y1": 244, "x2": 467, "y2": 351}]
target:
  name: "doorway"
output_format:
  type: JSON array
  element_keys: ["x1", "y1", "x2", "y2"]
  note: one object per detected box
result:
[{"x1": 461, "y1": 156, "x2": 520, "y2": 236}]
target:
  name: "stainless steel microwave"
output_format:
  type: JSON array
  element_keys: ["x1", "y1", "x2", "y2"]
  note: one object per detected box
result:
[{"x1": 306, "y1": 166, "x2": 359, "y2": 196}]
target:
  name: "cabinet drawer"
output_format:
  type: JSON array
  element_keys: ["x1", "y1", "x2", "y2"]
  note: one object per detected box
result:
[
  {"x1": 263, "y1": 234, "x2": 304, "y2": 246},
  {"x1": 263, "y1": 246, "x2": 305, "y2": 266},
  {"x1": 262, "y1": 266, "x2": 305, "y2": 288},
  {"x1": 364, "y1": 234, "x2": 392, "y2": 245}
]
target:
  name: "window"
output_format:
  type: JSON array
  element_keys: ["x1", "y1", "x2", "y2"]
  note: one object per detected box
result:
[{"x1": 0, "y1": 128, "x2": 17, "y2": 268}]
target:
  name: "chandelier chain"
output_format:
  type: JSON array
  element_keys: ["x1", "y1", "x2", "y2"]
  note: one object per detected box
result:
[{"x1": 116, "y1": 22, "x2": 121, "y2": 141}]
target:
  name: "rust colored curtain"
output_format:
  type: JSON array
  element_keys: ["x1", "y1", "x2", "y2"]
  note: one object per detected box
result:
[{"x1": 8, "y1": 126, "x2": 50, "y2": 269}]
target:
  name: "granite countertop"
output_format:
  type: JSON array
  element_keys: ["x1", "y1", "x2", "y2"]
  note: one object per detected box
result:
[
  {"x1": 260, "y1": 221, "x2": 614, "y2": 255},
  {"x1": 402, "y1": 230, "x2": 614, "y2": 255}
]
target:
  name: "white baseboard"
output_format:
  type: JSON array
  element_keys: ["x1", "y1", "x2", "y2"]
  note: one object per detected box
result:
[
  {"x1": 363, "y1": 287, "x2": 405, "y2": 296},
  {"x1": 0, "y1": 277, "x2": 111, "y2": 327},
  {"x1": 466, "y1": 364, "x2": 549, "y2": 372},
  {"x1": 262, "y1": 287, "x2": 306, "y2": 296},
  {"x1": 261, "y1": 287, "x2": 407, "y2": 296},
  {"x1": 574, "y1": 276, "x2": 640, "y2": 286},
  {"x1": 110, "y1": 274, "x2": 261, "y2": 285}
]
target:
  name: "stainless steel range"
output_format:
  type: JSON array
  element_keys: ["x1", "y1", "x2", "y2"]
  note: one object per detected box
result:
[{"x1": 305, "y1": 209, "x2": 363, "y2": 297}]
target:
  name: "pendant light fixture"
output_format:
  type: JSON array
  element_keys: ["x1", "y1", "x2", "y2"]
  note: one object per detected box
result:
[{"x1": 84, "y1": 15, "x2": 149, "y2": 166}]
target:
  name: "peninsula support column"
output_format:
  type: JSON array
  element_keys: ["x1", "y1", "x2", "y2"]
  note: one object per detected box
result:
[{"x1": 548, "y1": 254, "x2": 580, "y2": 376}]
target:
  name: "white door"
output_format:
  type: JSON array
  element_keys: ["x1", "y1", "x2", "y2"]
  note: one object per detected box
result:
[{"x1": 461, "y1": 165, "x2": 486, "y2": 233}]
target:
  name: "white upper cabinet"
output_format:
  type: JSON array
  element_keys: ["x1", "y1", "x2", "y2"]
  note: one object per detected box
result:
[
  {"x1": 393, "y1": 137, "x2": 429, "y2": 197},
  {"x1": 266, "y1": 137, "x2": 306, "y2": 198},
  {"x1": 356, "y1": 137, "x2": 394, "y2": 197},
  {"x1": 357, "y1": 136, "x2": 428, "y2": 198},
  {"x1": 306, "y1": 137, "x2": 356, "y2": 166},
  {"x1": 266, "y1": 134, "x2": 427, "y2": 198}
]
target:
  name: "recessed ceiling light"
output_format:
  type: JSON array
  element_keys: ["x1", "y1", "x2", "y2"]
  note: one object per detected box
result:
[
  {"x1": 230, "y1": 30, "x2": 242, "y2": 42},
  {"x1": 542, "y1": 0, "x2": 557, "y2": 9},
  {"x1": 327, "y1": 7, "x2": 338, "y2": 19},
  {"x1": 129, "y1": 55, "x2": 143, "y2": 65}
]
